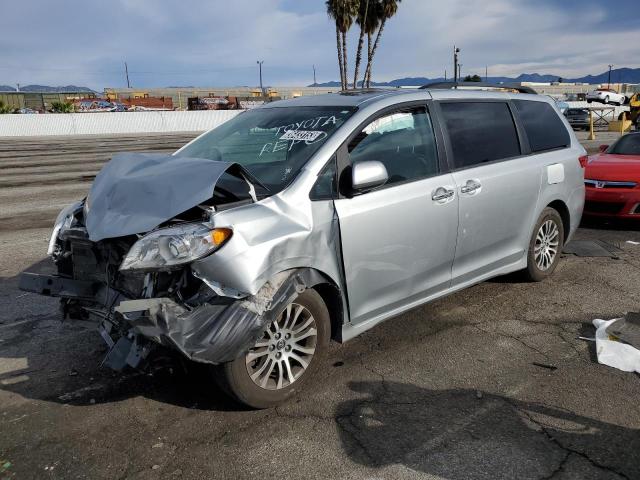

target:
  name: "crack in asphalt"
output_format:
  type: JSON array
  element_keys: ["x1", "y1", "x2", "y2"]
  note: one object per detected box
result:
[
  {"x1": 472, "y1": 323, "x2": 551, "y2": 359},
  {"x1": 539, "y1": 451, "x2": 571, "y2": 480},
  {"x1": 506, "y1": 399, "x2": 631, "y2": 480}
]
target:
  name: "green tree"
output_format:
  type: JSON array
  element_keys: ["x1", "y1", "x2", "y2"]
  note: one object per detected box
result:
[
  {"x1": 50, "y1": 101, "x2": 74, "y2": 113},
  {"x1": 464, "y1": 74, "x2": 482, "y2": 82},
  {"x1": 363, "y1": 0, "x2": 402, "y2": 88},
  {"x1": 326, "y1": 0, "x2": 359, "y2": 90},
  {"x1": 0, "y1": 100, "x2": 15, "y2": 114}
]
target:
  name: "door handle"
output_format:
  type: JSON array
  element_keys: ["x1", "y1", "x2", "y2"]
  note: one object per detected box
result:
[
  {"x1": 460, "y1": 179, "x2": 482, "y2": 194},
  {"x1": 432, "y1": 187, "x2": 455, "y2": 202}
]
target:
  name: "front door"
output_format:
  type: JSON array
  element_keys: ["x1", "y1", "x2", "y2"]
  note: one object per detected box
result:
[{"x1": 334, "y1": 106, "x2": 459, "y2": 325}]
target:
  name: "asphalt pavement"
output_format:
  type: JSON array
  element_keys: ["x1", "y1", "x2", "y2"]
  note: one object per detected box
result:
[{"x1": 1, "y1": 131, "x2": 639, "y2": 480}]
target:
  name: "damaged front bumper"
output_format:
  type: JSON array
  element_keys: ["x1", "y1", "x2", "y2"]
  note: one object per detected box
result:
[{"x1": 19, "y1": 269, "x2": 308, "y2": 369}]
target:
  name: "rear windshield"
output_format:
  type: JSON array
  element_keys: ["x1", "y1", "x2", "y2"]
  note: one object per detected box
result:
[
  {"x1": 566, "y1": 109, "x2": 588, "y2": 115},
  {"x1": 177, "y1": 106, "x2": 354, "y2": 192},
  {"x1": 608, "y1": 135, "x2": 640, "y2": 155}
]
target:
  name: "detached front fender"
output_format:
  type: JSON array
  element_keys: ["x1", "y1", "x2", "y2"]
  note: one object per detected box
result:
[{"x1": 116, "y1": 268, "x2": 342, "y2": 364}]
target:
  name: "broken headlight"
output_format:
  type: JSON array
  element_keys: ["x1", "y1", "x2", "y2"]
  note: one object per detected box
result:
[
  {"x1": 47, "y1": 201, "x2": 82, "y2": 256},
  {"x1": 119, "y1": 223, "x2": 232, "y2": 271}
]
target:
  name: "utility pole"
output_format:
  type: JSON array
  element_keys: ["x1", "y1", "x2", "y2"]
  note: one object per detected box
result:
[
  {"x1": 124, "y1": 62, "x2": 131, "y2": 88},
  {"x1": 485, "y1": 65, "x2": 488, "y2": 82},
  {"x1": 453, "y1": 46, "x2": 460, "y2": 84},
  {"x1": 607, "y1": 64, "x2": 613, "y2": 89},
  {"x1": 313, "y1": 65, "x2": 317, "y2": 86},
  {"x1": 444, "y1": 70, "x2": 447, "y2": 81},
  {"x1": 257, "y1": 60, "x2": 264, "y2": 96}
]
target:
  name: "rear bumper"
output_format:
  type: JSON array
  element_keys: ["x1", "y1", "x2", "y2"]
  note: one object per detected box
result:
[{"x1": 584, "y1": 187, "x2": 640, "y2": 218}]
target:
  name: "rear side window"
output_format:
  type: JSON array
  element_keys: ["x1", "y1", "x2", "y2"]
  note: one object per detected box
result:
[
  {"x1": 440, "y1": 102, "x2": 521, "y2": 169},
  {"x1": 513, "y1": 100, "x2": 571, "y2": 152}
]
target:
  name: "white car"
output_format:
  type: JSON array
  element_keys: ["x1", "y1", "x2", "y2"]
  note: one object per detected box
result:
[{"x1": 586, "y1": 88, "x2": 626, "y2": 106}]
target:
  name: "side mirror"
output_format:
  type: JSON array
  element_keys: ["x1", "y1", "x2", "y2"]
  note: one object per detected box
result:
[
  {"x1": 352, "y1": 161, "x2": 388, "y2": 191},
  {"x1": 599, "y1": 145, "x2": 609, "y2": 153}
]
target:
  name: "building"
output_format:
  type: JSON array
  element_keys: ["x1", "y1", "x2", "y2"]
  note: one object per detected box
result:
[
  {"x1": 104, "y1": 86, "x2": 342, "y2": 109},
  {"x1": 0, "y1": 91, "x2": 97, "y2": 112}
]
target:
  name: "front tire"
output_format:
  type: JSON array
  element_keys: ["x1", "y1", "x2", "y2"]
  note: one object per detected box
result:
[
  {"x1": 522, "y1": 207, "x2": 564, "y2": 282},
  {"x1": 212, "y1": 289, "x2": 330, "y2": 409}
]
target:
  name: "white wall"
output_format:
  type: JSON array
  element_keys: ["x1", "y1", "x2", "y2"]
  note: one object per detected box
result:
[{"x1": 0, "y1": 110, "x2": 242, "y2": 137}]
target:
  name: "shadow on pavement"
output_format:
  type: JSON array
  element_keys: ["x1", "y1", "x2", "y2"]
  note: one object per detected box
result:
[
  {"x1": 336, "y1": 381, "x2": 639, "y2": 479},
  {"x1": 0, "y1": 258, "x2": 245, "y2": 413},
  {"x1": 580, "y1": 217, "x2": 640, "y2": 232}
]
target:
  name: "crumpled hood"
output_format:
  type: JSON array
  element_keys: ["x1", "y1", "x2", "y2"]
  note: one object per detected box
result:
[{"x1": 85, "y1": 153, "x2": 236, "y2": 242}]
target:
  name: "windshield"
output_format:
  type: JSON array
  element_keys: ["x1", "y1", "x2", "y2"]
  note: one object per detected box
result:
[
  {"x1": 608, "y1": 134, "x2": 640, "y2": 156},
  {"x1": 177, "y1": 106, "x2": 355, "y2": 192}
]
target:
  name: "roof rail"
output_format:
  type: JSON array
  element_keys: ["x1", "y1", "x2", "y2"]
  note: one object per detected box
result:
[{"x1": 420, "y1": 82, "x2": 537, "y2": 94}]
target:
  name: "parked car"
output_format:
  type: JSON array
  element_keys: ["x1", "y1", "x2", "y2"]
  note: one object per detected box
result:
[
  {"x1": 555, "y1": 100, "x2": 570, "y2": 114},
  {"x1": 584, "y1": 132, "x2": 640, "y2": 218},
  {"x1": 564, "y1": 108, "x2": 591, "y2": 131},
  {"x1": 20, "y1": 89, "x2": 586, "y2": 408},
  {"x1": 586, "y1": 88, "x2": 626, "y2": 106}
]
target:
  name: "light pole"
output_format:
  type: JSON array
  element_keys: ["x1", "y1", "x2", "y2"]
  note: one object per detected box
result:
[
  {"x1": 124, "y1": 61, "x2": 131, "y2": 89},
  {"x1": 453, "y1": 46, "x2": 460, "y2": 84},
  {"x1": 257, "y1": 60, "x2": 264, "y2": 96},
  {"x1": 607, "y1": 64, "x2": 613, "y2": 89},
  {"x1": 313, "y1": 65, "x2": 317, "y2": 86}
]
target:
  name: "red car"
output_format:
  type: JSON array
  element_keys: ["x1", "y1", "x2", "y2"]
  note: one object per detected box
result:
[{"x1": 583, "y1": 132, "x2": 640, "y2": 218}]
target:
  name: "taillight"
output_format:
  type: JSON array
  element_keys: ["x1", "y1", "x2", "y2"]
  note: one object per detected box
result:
[{"x1": 579, "y1": 155, "x2": 588, "y2": 168}]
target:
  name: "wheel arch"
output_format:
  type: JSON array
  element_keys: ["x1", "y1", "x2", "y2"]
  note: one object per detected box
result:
[
  {"x1": 547, "y1": 199, "x2": 571, "y2": 244},
  {"x1": 271, "y1": 267, "x2": 348, "y2": 342}
]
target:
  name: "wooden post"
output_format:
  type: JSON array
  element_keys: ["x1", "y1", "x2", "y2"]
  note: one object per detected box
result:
[{"x1": 588, "y1": 110, "x2": 595, "y2": 140}]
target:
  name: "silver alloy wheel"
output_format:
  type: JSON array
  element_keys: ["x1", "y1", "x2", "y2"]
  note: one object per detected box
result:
[
  {"x1": 534, "y1": 219, "x2": 560, "y2": 271},
  {"x1": 245, "y1": 303, "x2": 318, "y2": 391}
]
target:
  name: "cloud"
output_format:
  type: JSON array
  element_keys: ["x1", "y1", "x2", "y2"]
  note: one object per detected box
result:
[{"x1": 0, "y1": 0, "x2": 637, "y2": 89}]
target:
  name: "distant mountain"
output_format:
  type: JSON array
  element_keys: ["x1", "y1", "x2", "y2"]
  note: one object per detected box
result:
[
  {"x1": 18, "y1": 85, "x2": 95, "y2": 93},
  {"x1": 0, "y1": 85, "x2": 16, "y2": 92},
  {"x1": 312, "y1": 67, "x2": 640, "y2": 88}
]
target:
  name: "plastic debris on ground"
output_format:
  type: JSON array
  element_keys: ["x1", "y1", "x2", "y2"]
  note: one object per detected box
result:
[{"x1": 592, "y1": 312, "x2": 640, "y2": 374}]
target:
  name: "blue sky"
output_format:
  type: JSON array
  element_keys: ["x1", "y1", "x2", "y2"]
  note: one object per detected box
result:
[{"x1": 1, "y1": 0, "x2": 638, "y2": 90}]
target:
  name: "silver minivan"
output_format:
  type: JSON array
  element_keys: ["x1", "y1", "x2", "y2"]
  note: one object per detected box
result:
[{"x1": 21, "y1": 88, "x2": 586, "y2": 408}]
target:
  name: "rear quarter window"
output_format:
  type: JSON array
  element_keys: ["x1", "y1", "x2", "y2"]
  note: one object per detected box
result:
[
  {"x1": 439, "y1": 102, "x2": 521, "y2": 169},
  {"x1": 513, "y1": 100, "x2": 571, "y2": 153}
]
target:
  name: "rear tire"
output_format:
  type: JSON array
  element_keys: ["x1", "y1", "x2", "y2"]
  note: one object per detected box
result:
[
  {"x1": 522, "y1": 207, "x2": 564, "y2": 282},
  {"x1": 212, "y1": 289, "x2": 330, "y2": 409}
]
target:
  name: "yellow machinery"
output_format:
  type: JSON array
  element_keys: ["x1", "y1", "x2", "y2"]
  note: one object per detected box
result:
[{"x1": 628, "y1": 93, "x2": 640, "y2": 127}]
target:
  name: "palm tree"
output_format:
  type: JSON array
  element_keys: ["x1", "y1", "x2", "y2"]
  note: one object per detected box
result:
[
  {"x1": 353, "y1": 0, "x2": 370, "y2": 88},
  {"x1": 362, "y1": 0, "x2": 382, "y2": 88},
  {"x1": 326, "y1": 0, "x2": 359, "y2": 90},
  {"x1": 364, "y1": 0, "x2": 401, "y2": 87}
]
